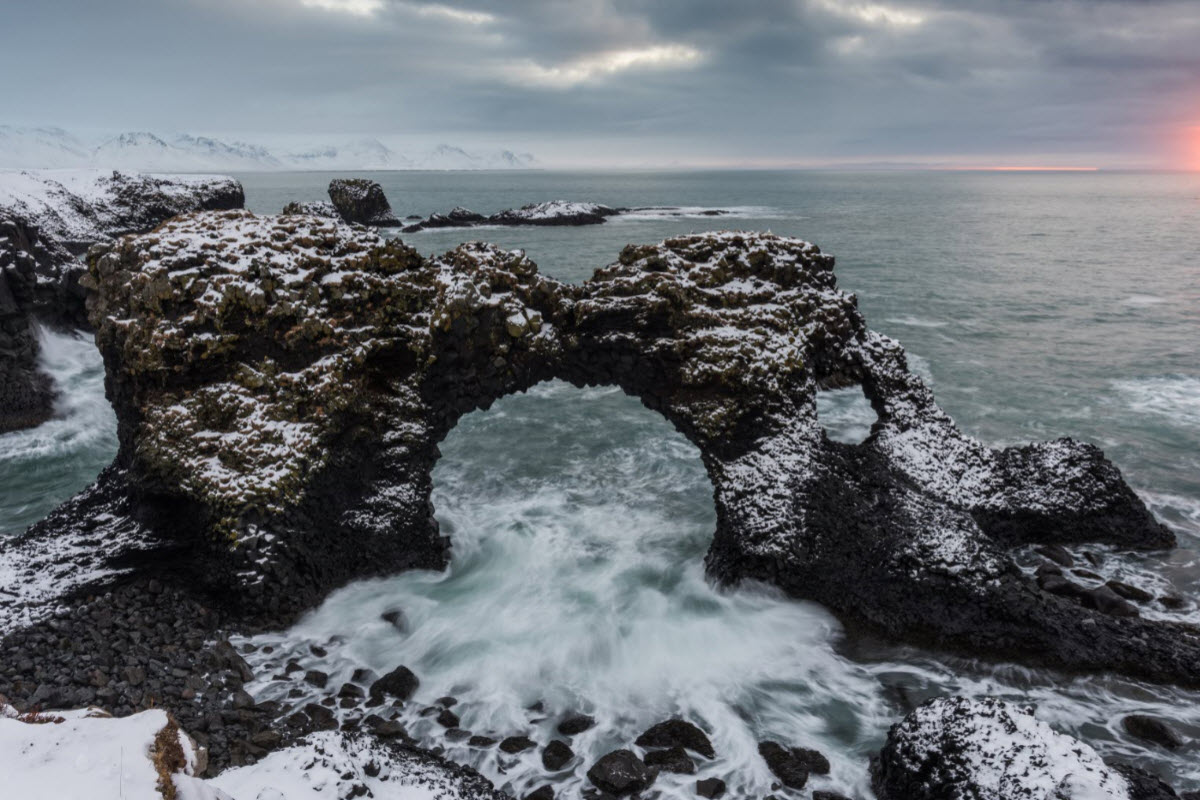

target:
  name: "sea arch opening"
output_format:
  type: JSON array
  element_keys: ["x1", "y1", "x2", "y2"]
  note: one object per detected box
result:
[{"x1": 257, "y1": 379, "x2": 852, "y2": 798}]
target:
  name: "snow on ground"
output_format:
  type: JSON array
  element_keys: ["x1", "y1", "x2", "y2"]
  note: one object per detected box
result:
[{"x1": 0, "y1": 703, "x2": 203, "y2": 800}]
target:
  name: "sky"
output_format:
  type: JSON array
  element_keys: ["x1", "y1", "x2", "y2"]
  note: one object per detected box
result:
[{"x1": 3, "y1": 0, "x2": 1199, "y2": 169}]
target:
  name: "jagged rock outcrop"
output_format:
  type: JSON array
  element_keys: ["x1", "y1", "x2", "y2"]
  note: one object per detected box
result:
[
  {"x1": 2, "y1": 210, "x2": 1195, "y2": 689},
  {"x1": 0, "y1": 170, "x2": 244, "y2": 431},
  {"x1": 281, "y1": 199, "x2": 338, "y2": 218},
  {"x1": 872, "y1": 697, "x2": 1177, "y2": 800},
  {"x1": 327, "y1": 178, "x2": 401, "y2": 226}
]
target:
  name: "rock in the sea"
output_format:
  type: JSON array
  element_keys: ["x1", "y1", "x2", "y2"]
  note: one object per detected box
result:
[
  {"x1": 541, "y1": 739, "x2": 573, "y2": 771},
  {"x1": 812, "y1": 793, "x2": 852, "y2": 800},
  {"x1": 402, "y1": 206, "x2": 487, "y2": 233},
  {"x1": 872, "y1": 696, "x2": 1133, "y2": 800},
  {"x1": 586, "y1": 749, "x2": 654, "y2": 796},
  {"x1": 327, "y1": 178, "x2": 401, "y2": 227},
  {"x1": 1121, "y1": 714, "x2": 1184, "y2": 750},
  {"x1": 635, "y1": 719, "x2": 715, "y2": 758},
  {"x1": 556, "y1": 712, "x2": 596, "y2": 736},
  {"x1": 696, "y1": 777, "x2": 726, "y2": 798},
  {"x1": 499, "y1": 735, "x2": 536, "y2": 754},
  {"x1": 282, "y1": 200, "x2": 339, "y2": 218},
  {"x1": 6, "y1": 215, "x2": 1195, "y2": 691},
  {"x1": 757, "y1": 741, "x2": 809, "y2": 790},
  {"x1": 368, "y1": 666, "x2": 419, "y2": 703},
  {"x1": 793, "y1": 746, "x2": 830, "y2": 775},
  {"x1": 642, "y1": 745, "x2": 695, "y2": 774},
  {"x1": 1107, "y1": 579, "x2": 1155, "y2": 603},
  {"x1": 524, "y1": 786, "x2": 554, "y2": 800}
]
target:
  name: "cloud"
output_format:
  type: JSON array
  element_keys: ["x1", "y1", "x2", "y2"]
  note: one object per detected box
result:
[
  {"x1": 402, "y1": 2, "x2": 496, "y2": 25},
  {"x1": 298, "y1": 0, "x2": 383, "y2": 16},
  {"x1": 501, "y1": 43, "x2": 705, "y2": 89}
]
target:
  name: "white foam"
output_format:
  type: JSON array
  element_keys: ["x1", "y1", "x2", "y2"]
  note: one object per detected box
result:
[{"x1": 1113, "y1": 375, "x2": 1200, "y2": 428}]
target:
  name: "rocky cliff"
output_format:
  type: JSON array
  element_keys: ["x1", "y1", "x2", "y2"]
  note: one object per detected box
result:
[
  {"x1": 0, "y1": 170, "x2": 244, "y2": 432},
  {"x1": 1, "y1": 209, "x2": 1193, "y2": 689}
]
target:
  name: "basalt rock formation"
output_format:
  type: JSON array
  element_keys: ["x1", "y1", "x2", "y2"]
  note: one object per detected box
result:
[
  {"x1": 872, "y1": 696, "x2": 1177, "y2": 800},
  {"x1": 0, "y1": 170, "x2": 244, "y2": 431},
  {"x1": 327, "y1": 178, "x2": 401, "y2": 227},
  {"x1": 2, "y1": 209, "x2": 1196, "y2": 689},
  {"x1": 402, "y1": 201, "x2": 620, "y2": 232}
]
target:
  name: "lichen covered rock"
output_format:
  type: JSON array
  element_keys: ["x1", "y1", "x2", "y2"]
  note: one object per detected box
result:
[{"x1": 4, "y1": 212, "x2": 1196, "y2": 688}]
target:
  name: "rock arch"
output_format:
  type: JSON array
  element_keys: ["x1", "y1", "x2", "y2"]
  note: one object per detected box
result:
[{"x1": 3, "y1": 209, "x2": 1197, "y2": 687}]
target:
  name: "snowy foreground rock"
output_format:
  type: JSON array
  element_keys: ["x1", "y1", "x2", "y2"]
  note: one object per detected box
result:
[
  {"x1": 1, "y1": 209, "x2": 1194, "y2": 689},
  {"x1": 0, "y1": 702, "x2": 505, "y2": 800},
  {"x1": 0, "y1": 169, "x2": 243, "y2": 431},
  {"x1": 872, "y1": 697, "x2": 1177, "y2": 800}
]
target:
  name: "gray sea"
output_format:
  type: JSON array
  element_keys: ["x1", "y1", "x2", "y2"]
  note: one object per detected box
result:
[{"x1": 2, "y1": 170, "x2": 1198, "y2": 796}]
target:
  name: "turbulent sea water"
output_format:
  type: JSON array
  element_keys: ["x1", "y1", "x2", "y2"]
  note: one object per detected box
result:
[{"x1": 3, "y1": 170, "x2": 1199, "y2": 795}]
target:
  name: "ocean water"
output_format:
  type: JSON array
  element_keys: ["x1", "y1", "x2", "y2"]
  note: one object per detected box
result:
[{"x1": 3, "y1": 171, "x2": 1200, "y2": 794}]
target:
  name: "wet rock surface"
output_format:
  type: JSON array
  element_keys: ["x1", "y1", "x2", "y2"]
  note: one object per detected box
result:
[
  {"x1": 586, "y1": 748, "x2": 654, "y2": 795},
  {"x1": 635, "y1": 718, "x2": 715, "y2": 759}
]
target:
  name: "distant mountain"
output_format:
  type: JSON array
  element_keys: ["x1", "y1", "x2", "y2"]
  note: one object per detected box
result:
[{"x1": 0, "y1": 127, "x2": 537, "y2": 171}]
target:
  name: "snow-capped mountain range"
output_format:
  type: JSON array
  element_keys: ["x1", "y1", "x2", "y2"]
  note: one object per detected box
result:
[{"x1": 0, "y1": 126, "x2": 537, "y2": 171}]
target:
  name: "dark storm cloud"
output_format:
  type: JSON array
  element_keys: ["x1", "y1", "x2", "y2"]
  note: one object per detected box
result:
[{"x1": 2, "y1": 0, "x2": 1197, "y2": 165}]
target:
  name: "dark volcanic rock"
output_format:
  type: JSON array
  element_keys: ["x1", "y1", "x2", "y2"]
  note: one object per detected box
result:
[
  {"x1": 327, "y1": 178, "x2": 401, "y2": 227},
  {"x1": 642, "y1": 745, "x2": 695, "y2": 774},
  {"x1": 635, "y1": 719, "x2": 715, "y2": 759},
  {"x1": 282, "y1": 200, "x2": 339, "y2": 218},
  {"x1": 401, "y1": 206, "x2": 487, "y2": 233},
  {"x1": 1111, "y1": 764, "x2": 1181, "y2": 800},
  {"x1": 525, "y1": 787, "x2": 554, "y2": 800},
  {"x1": 4, "y1": 215, "x2": 1195, "y2": 690},
  {"x1": 0, "y1": 170, "x2": 243, "y2": 432},
  {"x1": 812, "y1": 793, "x2": 852, "y2": 800},
  {"x1": 586, "y1": 749, "x2": 654, "y2": 796},
  {"x1": 872, "y1": 696, "x2": 1133, "y2": 800},
  {"x1": 1107, "y1": 579, "x2": 1155, "y2": 603},
  {"x1": 557, "y1": 713, "x2": 596, "y2": 736},
  {"x1": 369, "y1": 666, "x2": 419, "y2": 703},
  {"x1": 436, "y1": 708, "x2": 460, "y2": 728},
  {"x1": 793, "y1": 746, "x2": 830, "y2": 775},
  {"x1": 695, "y1": 777, "x2": 726, "y2": 798},
  {"x1": 1122, "y1": 714, "x2": 1184, "y2": 749},
  {"x1": 541, "y1": 739, "x2": 574, "y2": 771},
  {"x1": 500, "y1": 736, "x2": 537, "y2": 754},
  {"x1": 757, "y1": 741, "x2": 808, "y2": 790}
]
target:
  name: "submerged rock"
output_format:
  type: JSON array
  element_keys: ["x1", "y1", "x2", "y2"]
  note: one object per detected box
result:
[
  {"x1": 871, "y1": 696, "x2": 1155, "y2": 800},
  {"x1": 327, "y1": 178, "x2": 401, "y2": 227},
  {"x1": 4, "y1": 214, "x2": 1195, "y2": 690},
  {"x1": 556, "y1": 712, "x2": 596, "y2": 736},
  {"x1": 541, "y1": 739, "x2": 574, "y2": 770},
  {"x1": 586, "y1": 749, "x2": 654, "y2": 796},
  {"x1": 1122, "y1": 714, "x2": 1184, "y2": 750},
  {"x1": 695, "y1": 777, "x2": 727, "y2": 798},
  {"x1": 403, "y1": 200, "x2": 619, "y2": 232}
]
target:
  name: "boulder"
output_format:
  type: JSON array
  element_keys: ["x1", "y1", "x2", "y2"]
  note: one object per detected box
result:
[
  {"x1": 1107, "y1": 580, "x2": 1155, "y2": 603},
  {"x1": 524, "y1": 787, "x2": 554, "y2": 800},
  {"x1": 635, "y1": 719, "x2": 715, "y2": 759},
  {"x1": 541, "y1": 739, "x2": 573, "y2": 771},
  {"x1": 1121, "y1": 714, "x2": 1184, "y2": 750},
  {"x1": 642, "y1": 745, "x2": 695, "y2": 774},
  {"x1": 872, "y1": 696, "x2": 1133, "y2": 800},
  {"x1": 695, "y1": 777, "x2": 726, "y2": 798},
  {"x1": 556, "y1": 712, "x2": 596, "y2": 736},
  {"x1": 586, "y1": 749, "x2": 654, "y2": 796},
  {"x1": 327, "y1": 178, "x2": 400, "y2": 227},
  {"x1": 499, "y1": 735, "x2": 536, "y2": 754},
  {"x1": 368, "y1": 666, "x2": 419, "y2": 703},
  {"x1": 757, "y1": 741, "x2": 809, "y2": 790}
]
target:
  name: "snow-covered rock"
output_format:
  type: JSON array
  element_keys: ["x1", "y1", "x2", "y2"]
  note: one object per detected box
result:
[{"x1": 871, "y1": 696, "x2": 1175, "y2": 800}]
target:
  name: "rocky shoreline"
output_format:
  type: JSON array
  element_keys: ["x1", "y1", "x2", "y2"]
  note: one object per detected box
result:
[{"x1": 1, "y1": 178, "x2": 1198, "y2": 797}]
